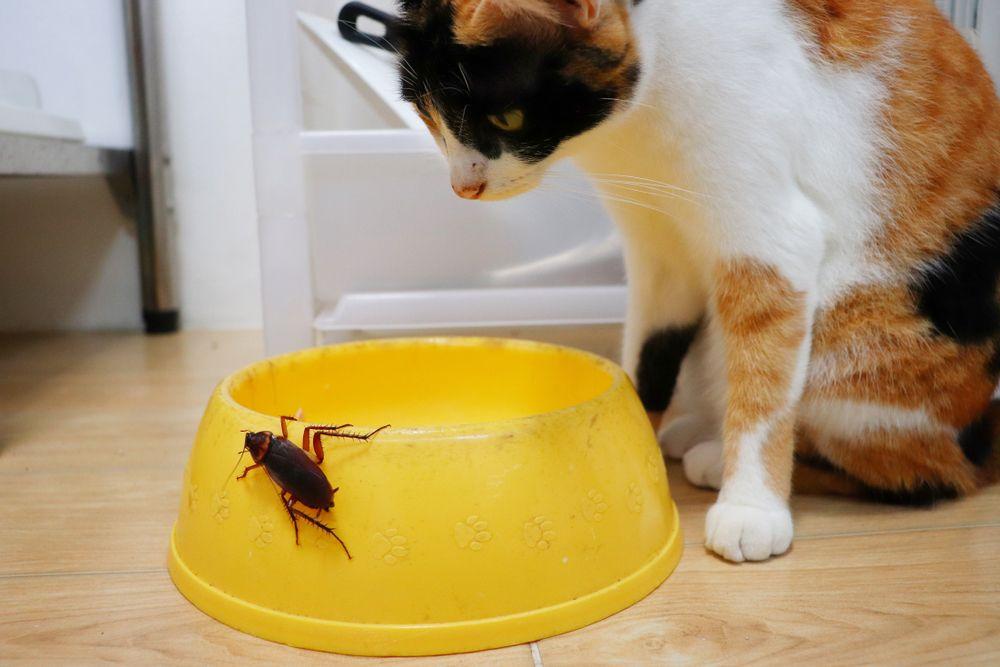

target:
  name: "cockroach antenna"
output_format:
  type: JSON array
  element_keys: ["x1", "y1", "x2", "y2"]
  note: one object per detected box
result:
[{"x1": 222, "y1": 444, "x2": 249, "y2": 491}]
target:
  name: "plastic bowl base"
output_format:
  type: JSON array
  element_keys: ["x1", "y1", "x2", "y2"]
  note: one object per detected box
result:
[{"x1": 167, "y1": 503, "x2": 682, "y2": 657}]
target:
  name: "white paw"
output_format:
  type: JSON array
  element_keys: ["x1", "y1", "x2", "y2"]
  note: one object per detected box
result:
[
  {"x1": 660, "y1": 415, "x2": 711, "y2": 460},
  {"x1": 705, "y1": 501, "x2": 793, "y2": 563},
  {"x1": 682, "y1": 440, "x2": 724, "y2": 490}
]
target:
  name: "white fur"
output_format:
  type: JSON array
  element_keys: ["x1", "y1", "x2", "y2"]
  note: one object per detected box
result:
[
  {"x1": 570, "y1": 0, "x2": 898, "y2": 562},
  {"x1": 799, "y1": 399, "x2": 958, "y2": 441},
  {"x1": 437, "y1": 1, "x2": 905, "y2": 562},
  {"x1": 682, "y1": 440, "x2": 724, "y2": 489}
]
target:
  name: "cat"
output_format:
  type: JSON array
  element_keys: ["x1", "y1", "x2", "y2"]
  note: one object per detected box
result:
[{"x1": 393, "y1": 0, "x2": 1000, "y2": 562}]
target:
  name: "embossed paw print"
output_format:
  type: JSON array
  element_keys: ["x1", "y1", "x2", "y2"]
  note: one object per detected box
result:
[
  {"x1": 454, "y1": 515, "x2": 492, "y2": 551},
  {"x1": 249, "y1": 514, "x2": 274, "y2": 548},
  {"x1": 187, "y1": 483, "x2": 199, "y2": 512},
  {"x1": 374, "y1": 528, "x2": 409, "y2": 565},
  {"x1": 523, "y1": 516, "x2": 556, "y2": 550},
  {"x1": 627, "y1": 482, "x2": 644, "y2": 514},
  {"x1": 583, "y1": 489, "x2": 609, "y2": 522},
  {"x1": 211, "y1": 491, "x2": 230, "y2": 523}
]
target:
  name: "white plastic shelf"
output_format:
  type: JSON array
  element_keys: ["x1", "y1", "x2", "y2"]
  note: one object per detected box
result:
[
  {"x1": 315, "y1": 286, "x2": 627, "y2": 333},
  {"x1": 0, "y1": 69, "x2": 128, "y2": 177},
  {"x1": 298, "y1": 11, "x2": 423, "y2": 130}
]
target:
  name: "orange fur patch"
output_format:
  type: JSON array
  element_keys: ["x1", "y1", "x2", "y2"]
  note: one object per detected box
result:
[
  {"x1": 809, "y1": 285, "x2": 997, "y2": 429},
  {"x1": 449, "y1": 0, "x2": 638, "y2": 98},
  {"x1": 715, "y1": 260, "x2": 808, "y2": 436},
  {"x1": 812, "y1": 427, "x2": 979, "y2": 496},
  {"x1": 715, "y1": 259, "x2": 808, "y2": 496},
  {"x1": 789, "y1": 1, "x2": 1000, "y2": 498},
  {"x1": 558, "y1": 2, "x2": 638, "y2": 92},
  {"x1": 789, "y1": 0, "x2": 1000, "y2": 267},
  {"x1": 760, "y1": 412, "x2": 798, "y2": 498},
  {"x1": 452, "y1": 0, "x2": 560, "y2": 46},
  {"x1": 787, "y1": 0, "x2": 894, "y2": 64},
  {"x1": 876, "y1": 4, "x2": 1000, "y2": 271}
]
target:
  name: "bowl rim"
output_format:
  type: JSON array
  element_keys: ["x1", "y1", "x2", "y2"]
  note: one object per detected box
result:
[{"x1": 218, "y1": 337, "x2": 628, "y2": 440}]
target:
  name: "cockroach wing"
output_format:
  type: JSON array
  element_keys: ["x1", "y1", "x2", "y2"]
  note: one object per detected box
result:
[{"x1": 264, "y1": 438, "x2": 336, "y2": 510}]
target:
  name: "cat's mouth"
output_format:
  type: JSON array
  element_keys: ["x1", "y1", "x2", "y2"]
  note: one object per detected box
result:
[
  {"x1": 474, "y1": 170, "x2": 546, "y2": 201},
  {"x1": 478, "y1": 180, "x2": 540, "y2": 201}
]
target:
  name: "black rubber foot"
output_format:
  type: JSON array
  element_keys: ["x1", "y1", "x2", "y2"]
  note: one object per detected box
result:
[{"x1": 143, "y1": 309, "x2": 179, "y2": 334}]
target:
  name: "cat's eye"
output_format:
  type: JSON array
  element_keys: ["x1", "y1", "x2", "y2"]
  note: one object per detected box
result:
[{"x1": 487, "y1": 109, "x2": 525, "y2": 132}]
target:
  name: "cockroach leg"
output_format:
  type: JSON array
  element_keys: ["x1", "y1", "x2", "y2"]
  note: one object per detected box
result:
[
  {"x1": 279, "y1": 415, "x2": 300, "y2": 439},
  {"x1": 236, "y1": 463, "x2": 262, "y2": 480},
  {"x1": 280, "y1": 493, "x2": 301, "y2": 545},
  {"x1": 310, "y1": 424, "x2": 389, "y2": 463},
  {"x1": 311, "y1": 431, "x2": 330, "y2": 463},
  {"x1": 301, "y1": 424, "x2": 353, "y2": 463},
  {"x1": 318, "y1": 424, "x2": 391, "y2": 445},
  {"x1": 291, "y1": 507, "x2": 352, "y2": 559},
  {"x1": 363, "y1": 424, "x2": 391, "y2": 439}
]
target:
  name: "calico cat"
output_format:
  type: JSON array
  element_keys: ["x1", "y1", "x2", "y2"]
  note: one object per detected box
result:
[{"x1": 394, "y1": 0, "x2": 1000, "y2": 562}]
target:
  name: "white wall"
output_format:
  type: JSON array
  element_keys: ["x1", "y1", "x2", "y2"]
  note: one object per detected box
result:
[
  {"x1": 156, "y1": 0, "x2": 262, "y2": 330},
  {"x1": 0, "y1": 0, "x2": 261, "y2": 332},
  {"x1": 0, "y1": 0, "x2": 140, "y2": 332},
  {"x1": 0, "y1": 0, "x2": 133, "y2": 148},
  {"x1": 1, "y1": 0, "x2": 996, "y2": 332}
]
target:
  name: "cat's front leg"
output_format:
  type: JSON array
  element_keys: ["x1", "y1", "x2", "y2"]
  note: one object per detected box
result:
[
  {"x1": 705, "y1": 257, "x2": 815, "y2": 562},
  {"x1": 619, "y1": 229, "x2": 706, "y2": 440}
]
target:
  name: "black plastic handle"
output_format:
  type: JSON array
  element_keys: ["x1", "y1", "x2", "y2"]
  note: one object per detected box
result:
[{"x1": 338, "y1": 2, "x2": 402, "y2": 53}]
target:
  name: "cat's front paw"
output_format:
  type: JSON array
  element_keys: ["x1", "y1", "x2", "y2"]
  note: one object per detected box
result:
[
  {"x1": 660, "y1": 415, "x2": 713, "y2": 460},
  {"x1": 682, "y1": 440, "x2": 724, "y2": 489},
  {"x1": 705, "y1": 501, "x2": 793, "y2": 563}
]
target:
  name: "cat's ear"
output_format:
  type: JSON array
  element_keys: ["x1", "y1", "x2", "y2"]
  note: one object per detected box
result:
[
  {"x1": 455, "y1": 0, "x2": 603, "y2": 45},
  {"x1": 555, "y1": 0, "x2": 603, "y2": 29}
]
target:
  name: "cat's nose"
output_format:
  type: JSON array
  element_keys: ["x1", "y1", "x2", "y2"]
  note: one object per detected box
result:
[
  {"x1": 451, "y1": 159, "x2": 487, "y2": 199},
  {"x1": 453, "y1": 180, "x2": 487, "y2": 199}
]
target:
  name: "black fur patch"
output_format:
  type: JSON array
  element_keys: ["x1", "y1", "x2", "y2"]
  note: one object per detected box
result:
[
  {"x1": 397, "y1": 3, "x2": 625, "y2": 164},
  {"x1": 959, "y1": 411, "x2": 995, "y2": 467},
  {"x1": 636, "y1": 324, "x2": 699, "y2": 412},
  {"x1": 915, "y1": 199, "x2": 1000, "y2": 344},
  {"x1": 988, "y1": 341, "x2": 1000, "y2": 377},
  {"x1": 795, "y1": 453, "x2": 959, "y2": 507},
  {"x1": 860, "y1": 482, "x2": 959, "y2": 507}
]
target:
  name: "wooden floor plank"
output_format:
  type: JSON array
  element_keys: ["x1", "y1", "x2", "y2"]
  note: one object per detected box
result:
[
  {"x1": 0, "y1": 570, "x2": 533, "y2": 666},
  {"x1": 538, "y1": 525, "x2": 1000, "y2": 666},
  {"x1": 3, "y1": 332, "x2": 999, "y2": 664},
  {"x1": 0, "y1": 468, "x2": 180, "y2": 575},
  {"x1": 668, "y1": 465, "x2": 1000, "y2": 546}
]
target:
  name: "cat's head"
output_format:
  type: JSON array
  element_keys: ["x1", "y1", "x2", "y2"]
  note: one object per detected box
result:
[{"x1": 396, "y1": 0, "x2": 638, "y2": 200}]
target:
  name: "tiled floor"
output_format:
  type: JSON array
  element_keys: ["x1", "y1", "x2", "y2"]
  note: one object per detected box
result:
[{"x1": 2, "y1": 332, "x2": 998, "y2": 664}]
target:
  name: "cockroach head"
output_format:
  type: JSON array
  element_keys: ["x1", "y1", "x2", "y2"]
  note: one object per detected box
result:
[{"x1": 243, "y1": 430, "x2": 272, "y2": 462}]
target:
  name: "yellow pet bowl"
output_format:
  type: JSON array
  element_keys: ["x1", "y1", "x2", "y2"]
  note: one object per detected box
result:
[{"x1": 169, "y1": 338, "x2": 682, "y2": 656}]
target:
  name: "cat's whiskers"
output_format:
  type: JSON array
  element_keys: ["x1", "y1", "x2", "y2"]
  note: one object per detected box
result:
[
  {"x1": 457, "y1": 62, "x2": 472, "y2": 94},
  {"x1": 537, "y1": 181, "x2": 682, "y2": 223},
  {"x1": 583, "y1": 178, "x2": 705, "y2": 207},
  {"x1": 543, "y1": 173, "x2": 704, "y2": 208},
  {"x1": 587, "y1": 172, "x2": 713, "y2": 200},
  {"x1": 427, "y1": 84, "x2": 467, "y2": 98},
  {"x1": 600, "y1": 96, "x2": 657, "y2": 111},
  {"x1": 544, "y1": 187, "x2": 680, "y2": 224},
  {"x1": 457, "y1": 104, "x2": 468, "y2": 140},
  {"x1": 369, "y1": 30, "x2": 418, "y2": 81}
]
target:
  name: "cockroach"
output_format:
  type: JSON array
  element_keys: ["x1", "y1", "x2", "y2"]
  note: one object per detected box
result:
[{"x1": 234, "y1": 415, "x2": 389, "y2": 558}]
